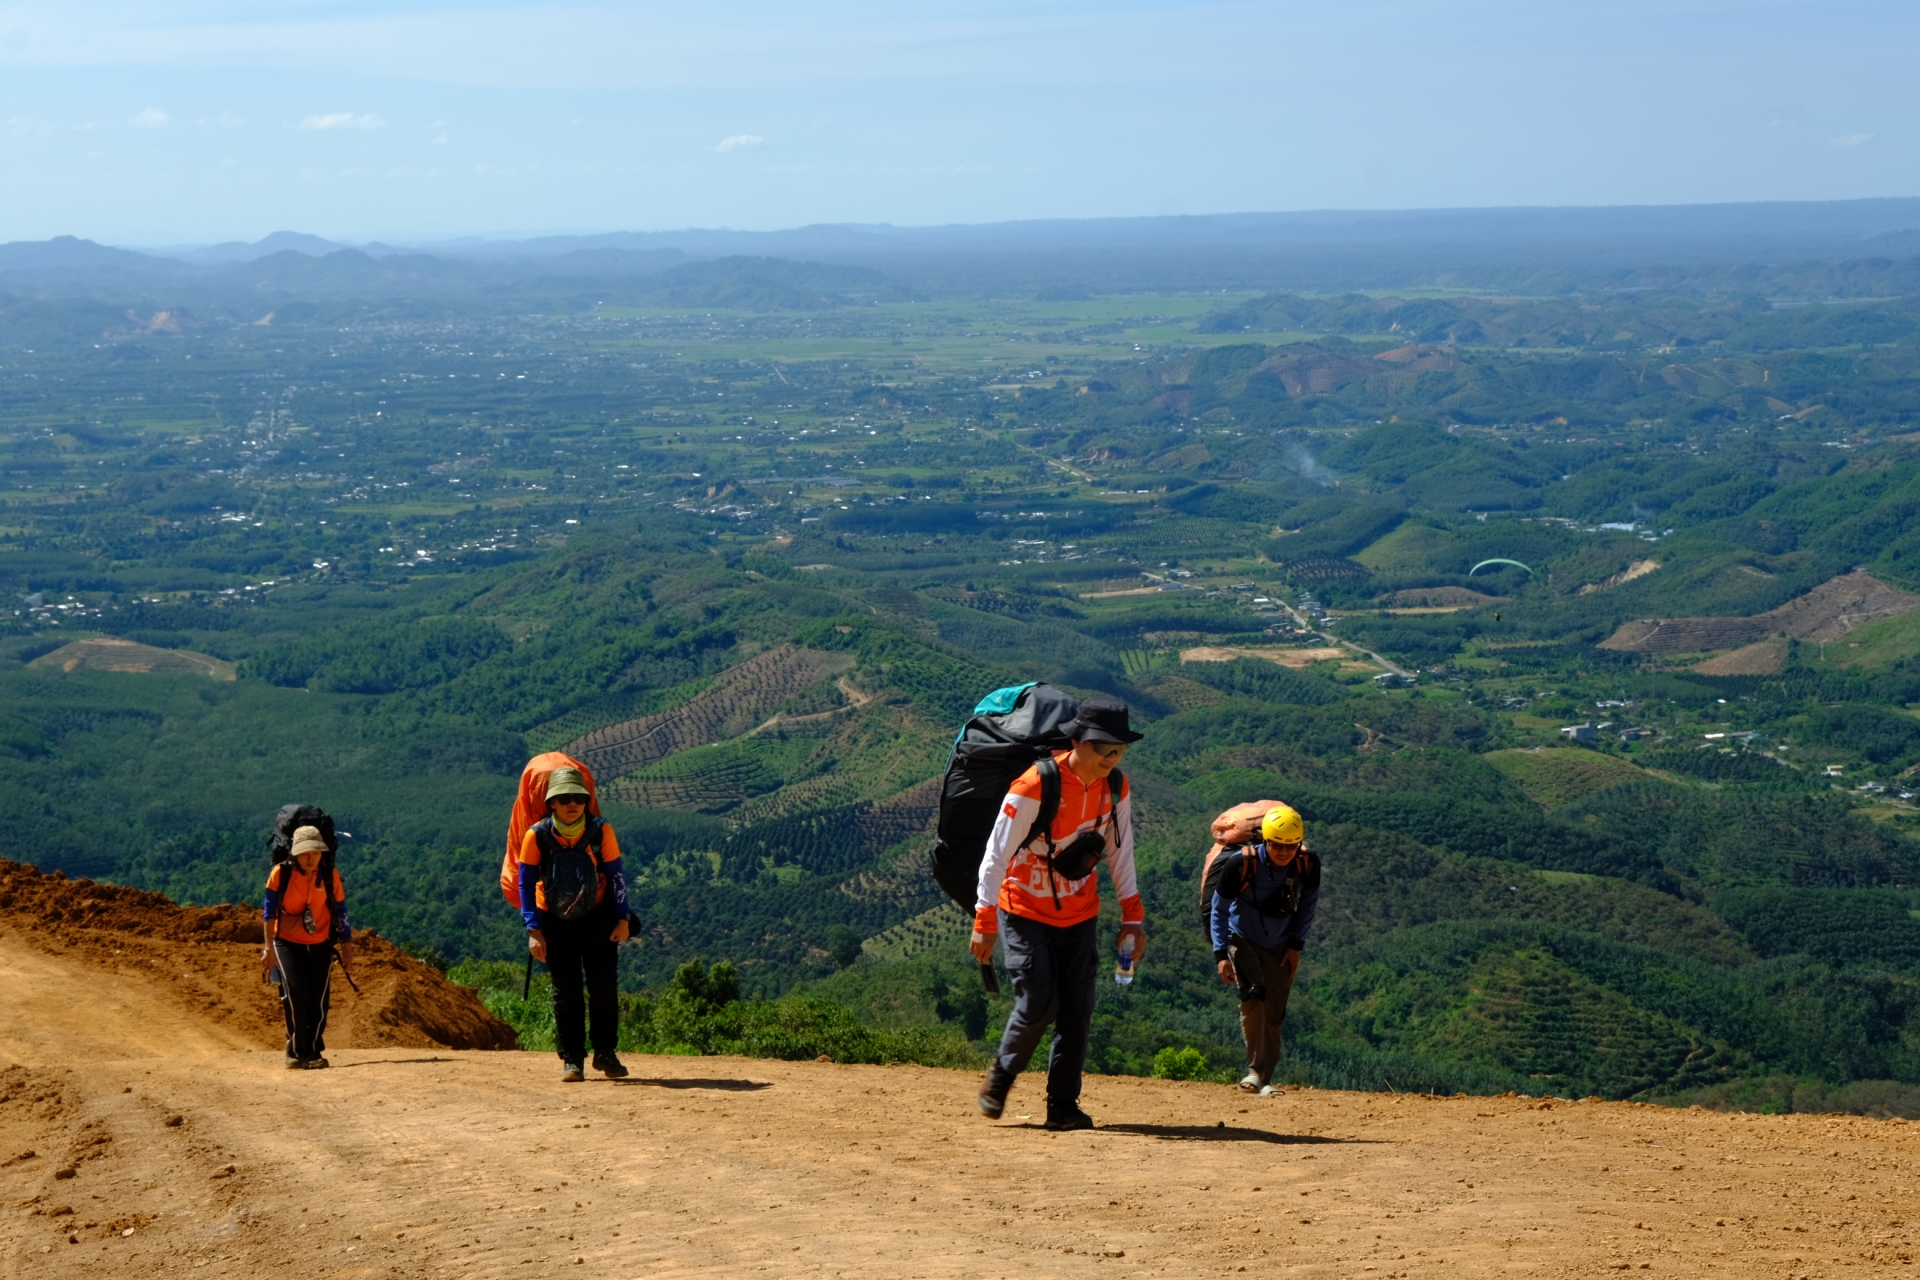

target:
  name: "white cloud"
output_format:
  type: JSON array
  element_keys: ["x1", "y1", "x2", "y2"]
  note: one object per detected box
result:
[
  {"x1": 716, "y1": 134, "x2": 766, "y2": 153},
  {"x1": 299, "y1": 112, "x2": 385, "y2": 131},
  {"x1": 1829, "y1": 132, "x2": 1873, "y2": 148},
  {"x1": 128, "y1": 107, "x2": 168, "y2": 128}
]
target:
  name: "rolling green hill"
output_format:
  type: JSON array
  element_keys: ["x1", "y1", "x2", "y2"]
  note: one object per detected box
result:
[{"x1": 4, "y1": 278, "x2": 1920, "y2": 1113}]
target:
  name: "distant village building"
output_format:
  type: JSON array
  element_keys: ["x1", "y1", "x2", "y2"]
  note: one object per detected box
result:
[{"x1": 1559, "y1": 723, "x2": 1599, "y2": 742}]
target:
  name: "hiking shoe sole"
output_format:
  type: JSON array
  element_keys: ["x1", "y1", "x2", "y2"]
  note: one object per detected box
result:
[
  {"x1": 284, "y1": 1056, "x2": 303, "y2": 1070},
  {"x1": 304, "y1": 1057, "x2": 330, "y2": 1070},
  {"x1": 978, "y1": 1093, "x2": 1006, "y2": 1119},
  {"x1": 560, "y1": 1062, "x2": 586, "y2": 1083},
  {"x1": 593, "y1": 1055, "x2": 630, "y2": 1079},
  {"x1": 1043, "y1": 1108, "x2": 1095, "y2": 1132}
]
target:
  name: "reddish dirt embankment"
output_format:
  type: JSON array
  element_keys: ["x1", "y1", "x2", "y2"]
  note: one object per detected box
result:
[
  {"x1": 0, "y1": 858, "x2": 515, "y2": 1058},
  {"x1": 1599, "y1": 570, "x2": 1920, "y2": 653}
]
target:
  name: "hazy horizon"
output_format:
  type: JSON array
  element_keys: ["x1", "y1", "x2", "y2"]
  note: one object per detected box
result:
[{"x1": 0, "y1": 0, "x2": 1911, "y2": 246}]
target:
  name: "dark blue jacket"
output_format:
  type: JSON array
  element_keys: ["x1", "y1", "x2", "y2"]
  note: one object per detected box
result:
[{"x1": 1209, "y1": 843, "x2": 1319, "y2": 956}]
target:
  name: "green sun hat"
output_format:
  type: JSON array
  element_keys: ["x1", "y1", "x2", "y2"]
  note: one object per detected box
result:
[{"x1": 546, "y1": 766, "x2": 590, "y2": 802}]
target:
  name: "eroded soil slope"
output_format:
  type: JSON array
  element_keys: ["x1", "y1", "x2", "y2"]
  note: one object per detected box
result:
[{"x1": 0, "y1": 858, "x2": 515, "y2": 1059}]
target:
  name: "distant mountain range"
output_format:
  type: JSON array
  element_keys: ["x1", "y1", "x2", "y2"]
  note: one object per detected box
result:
[{"x1": 3, "y1": 198, "x2": 1919, "y2": 311}]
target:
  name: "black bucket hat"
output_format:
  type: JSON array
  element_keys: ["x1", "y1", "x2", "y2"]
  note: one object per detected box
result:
[{"x1": 1065, "y1": 696, "x2": 1143, "y2": 744}]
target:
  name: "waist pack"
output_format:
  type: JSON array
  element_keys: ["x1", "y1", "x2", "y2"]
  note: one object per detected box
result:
[
  {"x1": 1031, "y1": 755, "x2": 1123, "y2": 907},
  {"x1": 533, "y1": 816, "x2": 605, "y2": 923}
]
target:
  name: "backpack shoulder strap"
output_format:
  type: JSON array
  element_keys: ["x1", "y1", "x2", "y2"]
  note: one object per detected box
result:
[
  {"x1": 1106, "y1": 768, "x2": 1126, "y2": 823},
  {"x1": 1033, "y1": 756, "x2": 1062, "y2": 852},
  {"x1": 1223, "y1": 847, "x2": 1257, "y2": 900}
]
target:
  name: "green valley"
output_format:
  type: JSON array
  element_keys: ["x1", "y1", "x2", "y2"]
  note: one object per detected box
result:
[{"x1": 6, "y1": 246, "x2": 1920, "y2": 1115}]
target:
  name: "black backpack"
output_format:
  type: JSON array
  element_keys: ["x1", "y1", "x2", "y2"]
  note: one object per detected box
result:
[
  {"x1": 933, "y1": 682, "x2": 1117, "y2": 908},
  {"x1": 532, "y1": 815, "x2": 606, "y2": 923},
  {"x1": 269, "y1": 803, "x2": 342, "y2": 921}
]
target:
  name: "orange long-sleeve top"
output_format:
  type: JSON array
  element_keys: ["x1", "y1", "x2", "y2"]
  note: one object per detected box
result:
[{"x1": 973, "y1": 751, "x2": 1142, "y2": 933}]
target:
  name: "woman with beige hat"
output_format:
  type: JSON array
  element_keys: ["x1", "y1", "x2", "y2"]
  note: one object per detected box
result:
[{"x1": 260, "y1": 824, "x2": 353, "y2": 1068}]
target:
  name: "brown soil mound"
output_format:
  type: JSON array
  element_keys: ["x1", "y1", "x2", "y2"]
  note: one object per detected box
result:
[
  {"x1": 1599, "y1": 570, "x2": 1920, "y2": 653},
  {"x1": 1374, "y1": 586, "x2": 1506, "y2": 608},
  {"x1": 27, "y1": 638, "x2": 234, "y2": 679},
  {"x1": 1182, "y1": 645, "x2": 1351, "y2": 668},
  {"x1": 0, "y1": 1053, "x2": 1912, "y2": 1278},
  {"x1": 1372, "y1": 344, "x2": 1459, "y2": 371},
  {"x1": 0, "y1": 859, "x2": 515, "y2": 1062},
  {"x1": 1692, "y1": 637, "x2": 1790, "y2": 675}
]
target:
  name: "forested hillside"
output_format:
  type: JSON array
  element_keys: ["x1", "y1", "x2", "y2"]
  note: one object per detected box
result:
[{"x1": 5, "y1": 259, "x2": 1920, "y2": 1112}]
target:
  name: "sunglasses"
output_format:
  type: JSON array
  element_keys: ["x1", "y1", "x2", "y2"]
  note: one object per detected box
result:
[
  {"x1": 550, "y1": 795, "x2": 589, "y2": 806},
  {"x1": 1086, "y1": 742, "x2": 1128, "y2": 759}
]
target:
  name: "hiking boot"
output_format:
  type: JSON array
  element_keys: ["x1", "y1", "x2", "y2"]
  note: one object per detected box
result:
[
  {"x1": 1238, "y1": 1071, "x2": 1263, "y2": 1093},
  {"x1": 284, "y1": 1056, "x2": 303, "y2": 1070},
  {"x1": 592, "y1": 1053, "x2": 629, "y2": 1079},
  {"x1": 977, "y1": 1065, "x2": 1013, "y2": 1119},
  {"x1": 560, "y1": 1061, "x2": 586, "y2": 1083},
  {"x1": 1043, "y1": 1104, "x2": 1095, "y2": 1132},
  {"x1": 304, "y1": 1056, "x2": 330, "y2": 1070}
]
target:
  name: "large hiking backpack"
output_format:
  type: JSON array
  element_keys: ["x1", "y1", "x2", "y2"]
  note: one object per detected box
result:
[
  {"x1": 932, "y1": 681, "x2": 1105, "y2": 909},
  {"x1": 500, "y1": 752, "x2": 603, "y2": 908},
  {"x1": 1195, "y1": 800, "x2": 1283, "y2": 926},
  {"x1": 269, "y1": 803, "x2": 342, "y2": 921},
  {"x1": 1200, "y1": 840, "x2": 1319, "y2": 926},
  {"x1": 529, "y1": 815, "x2": 608, "y2": 922}
]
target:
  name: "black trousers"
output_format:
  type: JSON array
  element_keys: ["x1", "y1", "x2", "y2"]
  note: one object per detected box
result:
[
  {"x1": 274, "y1": 938, "x2": 333, "y2": 1062},
  {"x1": 992, "y1": 910, "x2": 1098, "y2": 1108},
  {"x1": 544, "y1": 905, "x2": 620, "y2": 1064}
]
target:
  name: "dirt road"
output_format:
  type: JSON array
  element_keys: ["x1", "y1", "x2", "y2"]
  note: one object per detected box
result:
[
  {"x1": 1, "y1": 861, "x2": 1916, "y2": 1278},
  {"x1": 4, "y1": 1045, "x2": 1917, "y2": 1277}
]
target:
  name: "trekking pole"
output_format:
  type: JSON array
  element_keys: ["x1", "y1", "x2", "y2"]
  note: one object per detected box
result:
[
  {"x1": 333, "y1": 950, "x2": 362, "y2": 995},
  {"x1": 523, "y1": 951, "x2": 534, "y2": 1001}
]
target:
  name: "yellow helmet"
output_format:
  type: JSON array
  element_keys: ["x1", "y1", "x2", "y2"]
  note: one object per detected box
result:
[{"x1": 1261, "y1": 804, "x2": 1303, "y2": 845}]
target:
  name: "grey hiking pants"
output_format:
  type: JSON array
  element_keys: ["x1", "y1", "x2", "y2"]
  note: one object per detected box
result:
[
  {"x1": 991, "y1": 910, "x2": 1098, "y2": 1108},
  {"x1": 1228, "y1": 934, "x2": 1298, "y2": 1084}
]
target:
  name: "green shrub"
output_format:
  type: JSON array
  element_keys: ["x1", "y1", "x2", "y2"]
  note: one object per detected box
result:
[
  {"x1": 1151, "y1": 1045, "x2": 1215, "y2": 1082},
  {"x1": 452, "y1": 957, "x2": 981, "y2": 1069}
]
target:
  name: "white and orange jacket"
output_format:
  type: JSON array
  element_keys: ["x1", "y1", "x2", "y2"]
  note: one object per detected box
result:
[{"x1": 974, "y1": 750, "x2": 1143, "y2": 933}]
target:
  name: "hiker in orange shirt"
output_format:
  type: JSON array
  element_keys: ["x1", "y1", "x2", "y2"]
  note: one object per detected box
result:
[
  {"x1": 260, "y1": 825, "x2": 352, "y2": 1069},
  {"x1": 518, "y1": 767, "x2": 633, "y2": 1083},
  {"x1": 970, "y1": 697, "x2": 1146, "y2": 1130}
]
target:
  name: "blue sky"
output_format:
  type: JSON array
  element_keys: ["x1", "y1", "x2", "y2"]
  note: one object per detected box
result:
[{"x1": 0, "y1": 0, "x2": 1911, "y2": 244}]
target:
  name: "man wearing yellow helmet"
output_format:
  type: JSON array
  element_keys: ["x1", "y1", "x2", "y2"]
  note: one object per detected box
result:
[{"x1": 1208, "y1": 803, "x2": 1320, "y2": 1096}]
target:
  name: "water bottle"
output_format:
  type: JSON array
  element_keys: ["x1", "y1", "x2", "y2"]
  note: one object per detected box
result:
[{"x1": 1114, "y1": 935, "x2": 1137, "y2": 986}]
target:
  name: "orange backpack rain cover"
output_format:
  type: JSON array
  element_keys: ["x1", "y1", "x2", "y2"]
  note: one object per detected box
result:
[
  {"x1": 500, "y1": 752, "x2": 603, "y2": 907},
  {"x1": 1197, "y1": 799, "x2": 1286, "y2": 917}
]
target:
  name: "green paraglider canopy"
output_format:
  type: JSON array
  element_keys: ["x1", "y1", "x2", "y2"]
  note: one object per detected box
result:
[{"x1": 1469, "y1": 558, "x2": 1538, "y2": 580}]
